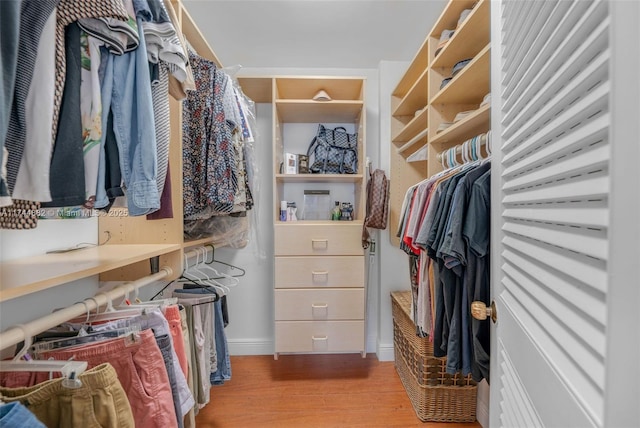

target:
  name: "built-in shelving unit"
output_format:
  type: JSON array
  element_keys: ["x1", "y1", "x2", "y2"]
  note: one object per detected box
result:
[
  {"x1": 270, "y1": 76, "x2": 367, "y2": 359},
  {"x1": 388, "y1": 0, "x2": 490, "y2": 246}
]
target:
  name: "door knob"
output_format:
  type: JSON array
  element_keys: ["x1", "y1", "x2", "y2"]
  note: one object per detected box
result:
[{"x1": 471, "y1": 300, "x2": 497, "y2": 323}]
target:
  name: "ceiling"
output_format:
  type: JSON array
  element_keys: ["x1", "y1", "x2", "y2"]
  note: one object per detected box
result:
[{"x1": 183, "y1": 0, "x2": 447, "y2": 69}]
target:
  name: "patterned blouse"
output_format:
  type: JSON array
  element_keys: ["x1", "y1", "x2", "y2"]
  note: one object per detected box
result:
[{"x1": 182, "y1": 51, "x2": 237, "y2": 219}]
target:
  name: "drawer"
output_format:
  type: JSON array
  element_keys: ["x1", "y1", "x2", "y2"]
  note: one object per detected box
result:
[
  {"x1": 274, "y1": 223, "x2": 364, "y2": 256},
  {"x1": 275, "y1": 289, "x2": 364, "y2": 320},
  {"x1": 275, "y1": 321, "x2": 365, "y2": 353},
  {"x1": 275, "y1": 256, "x2": 364, "y2": 288}
]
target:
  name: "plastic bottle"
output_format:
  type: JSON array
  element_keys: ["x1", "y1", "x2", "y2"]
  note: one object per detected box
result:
[{"x1": 331, "y1": 201, "x2": 341, "y2": 221}]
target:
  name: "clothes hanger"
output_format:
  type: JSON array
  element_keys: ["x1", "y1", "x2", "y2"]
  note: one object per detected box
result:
[
  {"x1": 181, "y1": 249, "x2": 228, "y2": 295},
  {"x1": 0, "y1": 325, "x2": 88, "y2": 389},
  {"x1": 204, "y1": 245, "x2": 246, "y2": 278}
]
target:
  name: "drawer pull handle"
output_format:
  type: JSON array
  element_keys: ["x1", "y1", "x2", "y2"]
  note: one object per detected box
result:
[
  {"x1": 311, "y1": 239, "x2": 328, "y2": 250},
  {"x1": 312, "y1": 335, "x2": 328, "y2": 341},
  {"x1": 311, "y1": 271, "x2": 328, "y2": 281},
  {"x1": 311, "y1": 303, "x2": 328, "y2": 309}
]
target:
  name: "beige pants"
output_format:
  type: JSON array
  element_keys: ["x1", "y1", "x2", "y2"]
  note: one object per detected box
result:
[{"x1": 0, "y1": 363, "x2": 134, "y2": 428}]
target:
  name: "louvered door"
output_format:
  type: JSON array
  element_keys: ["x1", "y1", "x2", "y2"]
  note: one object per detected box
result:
[{"x1": 489, "y1": 0, "x2": 640, "y2": 426}]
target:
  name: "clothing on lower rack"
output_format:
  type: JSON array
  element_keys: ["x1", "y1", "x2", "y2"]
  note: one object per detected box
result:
[{"x1": 0, "y1": 363, "x2": 134, "y2": 428}]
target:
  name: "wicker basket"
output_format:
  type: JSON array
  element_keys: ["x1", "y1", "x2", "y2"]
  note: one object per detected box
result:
[{"x1": 391, "y1": 291, "x2": 477, "y2": 422}]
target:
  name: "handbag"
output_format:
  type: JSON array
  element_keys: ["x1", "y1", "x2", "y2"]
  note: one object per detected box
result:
[
  {"x1": 307, "y1": 125, "x2": 358, "y2": 174},
  {"x1": 362, "y1": 168, "x2": 390, "y2": 249}
]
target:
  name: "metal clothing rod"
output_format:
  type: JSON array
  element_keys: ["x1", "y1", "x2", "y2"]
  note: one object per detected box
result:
[{"x1": 0, "y1": 267, "x2": 173, "y2": 352}]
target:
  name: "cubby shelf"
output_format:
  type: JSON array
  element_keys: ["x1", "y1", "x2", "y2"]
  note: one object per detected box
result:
[
  {"x1": 431, "y1": 0, "x2": 490, "y2": 70},
  {"x1": 397, "y1": 128, "x2": 429, "y2": 155},
  {"x1": 430, "y1": 104, "x2": 490, "y2": 147},
  {"x1": 430, "y1": 44, "x2": 490, "y2": 105},
  {"x1": 275, "y1": 100, "x2": 364, "y2": 123},
  {"x1": 0, "y1": 244, "x2": 181, "y2": 302},
  {"x1": 392, "y1": 68, "x2": 428, "y2": 117},
  {"x1": 392, "y1": 107, "x2": 428, "y2": 144}
]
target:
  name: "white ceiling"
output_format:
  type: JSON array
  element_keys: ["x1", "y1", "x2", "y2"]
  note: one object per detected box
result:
[{"x1": 183, "y1": 0, "x2": 447, "y2": 69}]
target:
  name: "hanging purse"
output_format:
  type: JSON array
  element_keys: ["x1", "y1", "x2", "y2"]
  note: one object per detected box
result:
[
  {"x1": 362, "y1": 168, "x2": 390, "y2": 248},
  {"x1": 306, "y1": 124, "x2": 358, "y2": 174}
]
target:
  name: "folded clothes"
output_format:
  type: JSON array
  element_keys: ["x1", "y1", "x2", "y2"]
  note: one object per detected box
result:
[
  {"x1": 452, "y1": 58, "x2": 473, "y2": 77},
  {"x1": 435, "y1": 29, "x2": 455, "y2": 57}
]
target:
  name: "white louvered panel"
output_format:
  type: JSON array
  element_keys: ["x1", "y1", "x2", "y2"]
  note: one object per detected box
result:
[
  {"x1": 499, "y1": 0, "x2": 610, "y2": 424},
  {"x1": 502, "y1": 173, "x2": 608, "y2": 205},
  {"x1": 503, "y1": 79, "x2": 609, "y2": 156},
  {"x1": 502, "y1": 1, "x2": 574, "y2": 96},
  {"x1": 503, "y1": 206, "x2": 607, "y2": 230},
  {"x1": 503, "y1": 18, "x2": 608, "y2": 140},
  {"x1": 502, "y1": 221, "x2": 607, "y2": 261},
  {"x1": 499, "y1": 342, "x2": 543, "y2": 428},
  {"x1": 502, "y1": 248, "x2": 606, "y2": 325},
  {"x1": 504, "y1": 2, "x2": 553, "y2": 67},
  {"x1": 503, "y1": 143, "x2": 609, "y2": 193},
  {"x1": 502, "y1": 113, "x2": 609, "y2": 177},
  {"x1": 502, "y1": 0, "x2": 602, "y2": 114},
  {"x1": 502, "y1": 260, "x2": 606, "y2": 358},
  {"x1": 502, "y1": 235, "x2": 607, "y2": 294}
]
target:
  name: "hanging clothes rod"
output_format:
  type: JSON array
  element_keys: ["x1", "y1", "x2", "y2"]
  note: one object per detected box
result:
[{"x1": 0, "y1": 267, "x2": 173, "y2": 352}]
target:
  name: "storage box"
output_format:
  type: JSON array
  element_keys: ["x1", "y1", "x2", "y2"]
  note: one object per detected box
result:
[
  {"x1": 302, "y1": 190, "x2": 331, "y2": 220},
  {"x1": 391, "y1": 291, "x2": 477, "y2": 422}
]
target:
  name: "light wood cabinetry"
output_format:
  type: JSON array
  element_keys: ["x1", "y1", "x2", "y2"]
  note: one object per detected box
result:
[
  {"x1": 389, "y1": 0, "x2": 490, "y2": 246},
  {"x1": 0, "y1": 1, "x2": 220, "y2": 301},
  {"x1": 270, "y1": 76, "x2": 367, "y2": 359}
]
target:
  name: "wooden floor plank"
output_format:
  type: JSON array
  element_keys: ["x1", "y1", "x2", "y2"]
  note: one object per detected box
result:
[{"x1": 194, "y1": 354, "x2": 482, "y2": 427}]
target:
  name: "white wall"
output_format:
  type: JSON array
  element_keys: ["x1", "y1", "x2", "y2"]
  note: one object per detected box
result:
[{"x1": 375, "y1": 61, "x2": 413, "y2": 361}]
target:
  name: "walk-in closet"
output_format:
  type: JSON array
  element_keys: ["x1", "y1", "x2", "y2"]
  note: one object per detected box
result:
[{"x1": 0, "y1": 0, "x2": 638, "y2": 427}]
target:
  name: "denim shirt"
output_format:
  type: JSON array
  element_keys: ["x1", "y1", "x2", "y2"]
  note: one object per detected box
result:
[{"x1": 95, "y1": 10, "x2": 160, "y2": 215}]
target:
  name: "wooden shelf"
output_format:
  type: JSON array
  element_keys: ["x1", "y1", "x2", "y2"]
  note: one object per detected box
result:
[
  {"x1": 392, "y1": 107, "x2": 428, "y2": 143},
  {"x1": 397, "y1": 128, "x2": 428, "y2": 155},
  {"x1": 431, "y1": 0, "x2": 490, "y2": 69},
  {"x1": 275, "y1": 77, "x2": 364, "y2": 100},
  {"x1": 430, "y1": 104, "x2": 491, "y2": 146},
  {"x1": 430, "y1": 44, "x2": 490, "y2": 105},
  {"x1": 430, "y1": 0, "x2": 478, "y2": 38},
  {"x1": 392, "y1": 68, "x2": 428, "y2": 117},
  {"x1": 392, "y1": 38, "x2": 429, "y2": 97},
  {"x1": 238, "y1": 77, "x2": 273, "y2": 103},
  {"x1": 276, "y1": 174, "x2": 364, "y2": 183},
  {"x1": 0, "y1": 244, "x2": 181, "y2": 302},
  {"x1": 275, "y1": 100, "x2": 363, "y2": 123}
]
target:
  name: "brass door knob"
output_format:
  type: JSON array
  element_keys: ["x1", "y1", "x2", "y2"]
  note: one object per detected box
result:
[{"x1": 471, "y1": 300, "x2": 497, "y2": 323}]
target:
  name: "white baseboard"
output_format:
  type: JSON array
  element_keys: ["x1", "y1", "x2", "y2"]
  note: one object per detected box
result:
[
  {"x1": 228, "y1": 339, "x2": 273, "y2": 356},
  {"x1": 376, "y1": 342, "x2": 395, "y2": 361},
  {"x1": 477, "y1": 400, "x2": 490, "y2": 428}
]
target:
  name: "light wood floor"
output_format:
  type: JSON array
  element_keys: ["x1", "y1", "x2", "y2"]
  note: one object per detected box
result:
[{"x1": 194, "y1": 354, "x2": 482, "y2": 428}]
